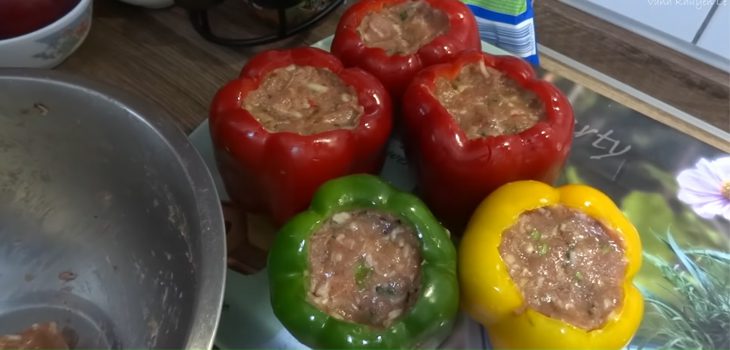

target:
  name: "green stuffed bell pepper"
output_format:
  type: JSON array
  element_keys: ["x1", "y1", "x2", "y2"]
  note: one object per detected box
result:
[{"x1": 268, "y1": 174, "x2": 459, "y2": 349}]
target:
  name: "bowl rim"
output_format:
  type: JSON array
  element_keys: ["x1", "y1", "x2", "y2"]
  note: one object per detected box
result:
[
  {"x1": 0, "y1": 68, "x2": 228, "y2": 350},
  {"x1": 0, "y1": 0, "x2": 92, "y2": 45}
]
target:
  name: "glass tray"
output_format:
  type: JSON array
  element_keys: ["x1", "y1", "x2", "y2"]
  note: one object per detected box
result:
[{"x1": 189, "y1": 37, "x2": 730, "y2": 350}]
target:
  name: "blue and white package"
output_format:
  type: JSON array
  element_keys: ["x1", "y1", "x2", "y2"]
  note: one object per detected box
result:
[{"x1": 462, "y1": 0, "x2": 539, "y2": 65}]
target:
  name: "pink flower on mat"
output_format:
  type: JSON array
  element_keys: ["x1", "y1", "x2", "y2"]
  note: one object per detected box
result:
[{"x1": 676, "y1": 156, "x2": 730, "y2": 220}]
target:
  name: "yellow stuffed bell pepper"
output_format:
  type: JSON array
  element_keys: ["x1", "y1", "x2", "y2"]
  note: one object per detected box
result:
[{"x1": 459, "y1": 180, "x2": 643, "y2": 349}]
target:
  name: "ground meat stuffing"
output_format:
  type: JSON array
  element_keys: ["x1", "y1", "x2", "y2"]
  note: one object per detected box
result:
[
  {"x1": 243, "y1": 65, "x2": 363, "y2": 134},
  {"x1": 0, "y1": 322, "x2": 69, "y2": 349},
  {"x1": 308, "y1": 210, "x2": 422, "y2": 328},
  {"x1": 433, "y1": 61, "x2": 545, "y2": 138},
  {"x1": 357, "y1": 0, "x2": 449, "y2": 55},
  {"x1": 499, "y1": 205, "x2": 627, "y2": 330}
]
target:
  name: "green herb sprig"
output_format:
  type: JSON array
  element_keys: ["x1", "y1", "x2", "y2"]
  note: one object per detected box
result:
[{"x1": 634, "y1": 232, "x2": 730, "y2": 350}]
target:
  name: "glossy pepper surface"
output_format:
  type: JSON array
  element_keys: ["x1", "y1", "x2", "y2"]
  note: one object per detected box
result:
[
  {"x1": 331, "y1": 0, "x2": 480, "y2": 98},
  {"x1": 209, "y1": 47, "x2": 392, "y2": 226},
  {"x1": 401, "y1": 50, "x2": 574, "y2": 231},
  {"x1": 268, "y1": 174, "x2": 459, "y2": 349},
  {"x1": 459, "y1": 180, "x2": 644, "y2": 349}
]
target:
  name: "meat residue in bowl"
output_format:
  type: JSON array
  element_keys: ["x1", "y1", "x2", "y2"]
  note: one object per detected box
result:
[
  {"x1": 0, "y1": 322, "x2": 69, "y2": 349},
  {"x1": 58, "y1": 271, "x2": 77, "y2": 282}
]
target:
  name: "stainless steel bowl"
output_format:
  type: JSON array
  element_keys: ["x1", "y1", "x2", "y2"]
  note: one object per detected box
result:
[{"x1": 0, "y1": 70, "x2": 226, "y2": 349}]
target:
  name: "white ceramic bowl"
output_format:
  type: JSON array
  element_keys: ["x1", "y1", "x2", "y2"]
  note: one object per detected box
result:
[{"x1": 0, "y1": 0, "x2": 93, "y2": 69}]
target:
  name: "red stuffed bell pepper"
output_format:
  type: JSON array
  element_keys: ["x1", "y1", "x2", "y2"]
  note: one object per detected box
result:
[
  {"x1": 331, "y1": 0, "x2": 480, "y2": 98},
  {"x1": 210, "y1": 47, "x2": 393, "y2": 226},
  {"x1": 401, "y1": 50, "x2": 574, "y2": 232}
]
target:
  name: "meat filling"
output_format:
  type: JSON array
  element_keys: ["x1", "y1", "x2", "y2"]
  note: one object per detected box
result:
[
  {"x1": 358, "y1": 0, "x2": 449, "y2": 55},
  {"x1": 499, "y1": 205, "x2": 626, "y2": 330},
  {"x1": 243, "y1": 65, "x2": 363, "y2": 134},
  {"x1": 308, "y1": 210, "x2": 422, "y2": 327},
  {"x1": 433, "y1": 61, "x2": 545, "y2": 138},
  {"x1": 0, "y1": 322, "x2": 69, "y2": 350}
]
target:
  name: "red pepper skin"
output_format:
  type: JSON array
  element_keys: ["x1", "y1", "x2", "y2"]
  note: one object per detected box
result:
[
  {"x1": 331, "y1": 0, "x2": 481, "y2": 99},
  {"x1": 401, "y1": 50, "x2": 574, "y2": 232},
  {"x1": 210, "y1": 47, "x2": 393, "y2": 226}
]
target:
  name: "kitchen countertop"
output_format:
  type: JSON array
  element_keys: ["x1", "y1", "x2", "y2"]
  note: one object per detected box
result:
[
  {"x1": 58, "y1": 0, "x2": 339, "y2": 133},
  {"x1": 58, "y1": 0, "x2": 729, "y2": 151}
]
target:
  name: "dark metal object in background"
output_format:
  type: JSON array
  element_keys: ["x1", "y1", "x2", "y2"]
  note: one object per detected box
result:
[
  {"x1": 176, "y1": 0, "x2": 344, "y2": 47},
  {"x1": 0, "y1": 70, "x2": 226, "y2": 349},
  {"x1": 691, "y1": 1, "x2": 721, "y2": 45}
]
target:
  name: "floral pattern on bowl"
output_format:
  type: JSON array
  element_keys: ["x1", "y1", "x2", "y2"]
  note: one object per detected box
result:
[
  {"x1": 0, "y1": 0, "x2": 92, "y2": 69},
  {"x1": 32, "y1": 3, "x2": 91, "y2": 61}
]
